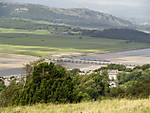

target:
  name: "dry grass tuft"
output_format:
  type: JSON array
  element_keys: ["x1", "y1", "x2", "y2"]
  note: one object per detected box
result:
[{"x1": 1, "y1": 99, "x2": 150, "y2": 113}]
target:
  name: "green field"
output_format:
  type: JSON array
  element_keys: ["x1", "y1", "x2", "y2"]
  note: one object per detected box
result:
[
  {"x1": 1, "y1": 99, "x2": 150, "y2": 113},
  {"x1": 0, "y1": 27, "x2": 150, "y2": 56}
]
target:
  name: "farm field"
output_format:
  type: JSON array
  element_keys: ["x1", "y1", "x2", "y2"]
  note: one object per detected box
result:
[
  {"x1": 0, "y1": 27, "x2": 150, "y2": 56},
  {"x1": 1, "y1": 99, "x2": 150, "y2": 113}
]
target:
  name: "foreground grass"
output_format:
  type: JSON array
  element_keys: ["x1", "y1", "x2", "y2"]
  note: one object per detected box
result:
[{"x1": 1, "y1": 99, "x2": 150, "y2": 113}]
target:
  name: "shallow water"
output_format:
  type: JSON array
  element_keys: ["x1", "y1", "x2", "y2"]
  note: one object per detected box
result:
[
  {"x1": 1, "y1": 48, "x2": 150, "y2": 76},
  {"x1": 81, "y1": 48, "x2": 150, "y2": 59},
  {"x1": 0, "y1": 68, "x2": 25, "y2": 76}
]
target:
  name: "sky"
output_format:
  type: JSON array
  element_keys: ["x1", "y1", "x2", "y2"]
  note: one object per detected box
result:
[{"x1": 1, "y1": 0, "x2": 150, "y2": 19}]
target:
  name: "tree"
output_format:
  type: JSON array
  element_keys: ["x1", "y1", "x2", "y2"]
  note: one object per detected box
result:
[
  {"x1": 117, "y1": 69, "x2": 143, "y2": 84},
  {"x1": 124, "y1": 80, "x2": 150, "y2": 98},
  {"x1": 11, "y1": 62, "x2": 81, "y2": 106},
  {"x1": 0, "y1": 80, "x2": 23, "y2": 107},
  {"x1": 76, "y1": 70, "x2": 109, "y2": 101},
  {"x1": 0, "y1": 80, "x2": 6, "y2": 92},
  {"x1": 70, "y1": 68, "x2": 81, "y2": 76},
  {"x1": 107, "y1": 64, "x2": 126, "y2": 71}
]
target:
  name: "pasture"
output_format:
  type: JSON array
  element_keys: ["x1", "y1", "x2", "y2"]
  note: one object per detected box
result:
[{"x1": 0, "y1": 27, "x2": 149, "y2": 56}]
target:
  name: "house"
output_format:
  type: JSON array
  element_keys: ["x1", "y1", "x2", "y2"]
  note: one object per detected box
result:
[
  {"x1": 108, "y1": 70, "x2": 119, "y2": 87},
  {"x1": 108, "y1": 70, "x2": 118, "y2": 80}
]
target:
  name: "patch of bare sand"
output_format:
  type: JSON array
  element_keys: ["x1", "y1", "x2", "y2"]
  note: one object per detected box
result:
[
  {"x1": 138, "y1": 29, "x2": 150, "y2": 34},
  {"x1": 51, "y1": 53, "x2": 82, "y2": 57},
  {"x1": 0, "y1": 54, "x2": 39, "y2": 70},
  {"x1": 112, "y1": 56, "x2": 150, "y2": 65}
]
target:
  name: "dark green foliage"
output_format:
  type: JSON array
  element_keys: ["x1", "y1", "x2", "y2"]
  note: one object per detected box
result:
[
  {"x1": 125, "y1": 68, "x2": 132, "y2": 72},
  {"x1": 133, "y1": 64, "x2": 150, "y2": 71},
  {"x1": 110, "y1": 80, "x2": 150, "y2": 99},
  {"x1": 0, "y1": 80, "x2": 23, "y2": 107},
  {"x1": 76, "y1": 70, "x2": 109, "y2": 100},
  {"x1": 109, "y1": 86, "x2": 125, "y2": 98},
  {"x1": 70, "y1": 68, "x2": 81, "y2": 76},
  {"x1": 11, "y1": 62, "x2": 80, "y2": 106},
  {"x1": 112, "y1": 68, "x2": 150, "y2": 99},
  {"x1": 0, "y1": 80, "x2": 6, "y2": 92},
  {"x1": 107, "y1": 64, "x2": 126, "y2": 71},
  {"x1": 95, "y1": 64, "x2": 128, "y2": 72},
  {"x1": 82, "y1": 29, "x2": 150, "y2": 43},
  {"x1": 2, "y1": 61, "x2": 150, "y2": 107},
  {"x1": 125, "y1": 80, "x2": 150, "y2": 98},
  {"x1": 117, "y1": 69, "x2": 150, "y2": 85}
]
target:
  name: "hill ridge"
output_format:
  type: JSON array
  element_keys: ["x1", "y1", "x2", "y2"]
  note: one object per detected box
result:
[{"x1": 0, "y1": 2, "x2": 133, "y2": 28}]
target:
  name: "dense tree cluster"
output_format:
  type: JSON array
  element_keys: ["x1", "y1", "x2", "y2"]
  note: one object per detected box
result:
[
  {"x1": 95, "y1": 64, "x2": 132, "y2": 72},
  {"x1": 0, "y1": 80, "x2": 23, "y2": 107},
  {"x1": 81, "y1": 29, "x2": 150, "y2": 43},
  {"x1": 0, "y1": 61, "x2": 110, "y2": 107},
  {"x1": 75, "y1": 70, "x2": 110, "y2": 101},
  {"x1": 1, "y1": 62, "x2": 150, "y2": 107},
  {"x1": 111, "y1": 65, "x2": 150, "y2": 98}
]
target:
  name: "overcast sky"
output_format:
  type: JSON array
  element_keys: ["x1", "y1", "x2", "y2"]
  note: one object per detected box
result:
[{"x1": 1, "y1": 0, "x2": 150, "y2": 18}]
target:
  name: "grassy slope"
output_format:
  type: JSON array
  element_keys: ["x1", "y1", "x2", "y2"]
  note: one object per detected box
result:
[
  {"x1": 0, "y1": 27, "x2": 150, "y2": 56},
  {"x1": 1, "y1": 99, "x2": 150, "y2": 113}
]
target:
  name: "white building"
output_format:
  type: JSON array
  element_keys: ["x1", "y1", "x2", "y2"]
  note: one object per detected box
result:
[{"x1": 108, "y1": 70, "x2": 118, "y2": 87}]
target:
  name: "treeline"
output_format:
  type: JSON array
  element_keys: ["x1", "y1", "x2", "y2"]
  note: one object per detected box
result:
[
  {"x1": 1, "y1": 62, "x2": 150, "y2": 107},
  {"x1": 95, "y1": 64, "x2": 132, "y2": 72},
  {"x1": 98, "y1": 64, "x2": 150, "y2": 98},
  {"x1": 81, "y1": 28, "x2": 150, "y2": 43},
  {"x1": 111, "y1": 64, "x2": 150, "y2": 98}
]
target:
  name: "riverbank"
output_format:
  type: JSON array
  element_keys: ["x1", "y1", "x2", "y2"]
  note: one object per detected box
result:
[
  {"x1": 0, "y1": 54, "x2": 39, "y2": 76},
  {"x1": 78, "y1": 48, "x2": 150, "y2": 65}
]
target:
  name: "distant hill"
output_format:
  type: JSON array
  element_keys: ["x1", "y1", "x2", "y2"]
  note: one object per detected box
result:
[
  {"x1": 0, "y1": 2, "x2": 133, "y2": 29},
  {"x1": 0, "y1": 17, "x2": 149, "y2": 44}
]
